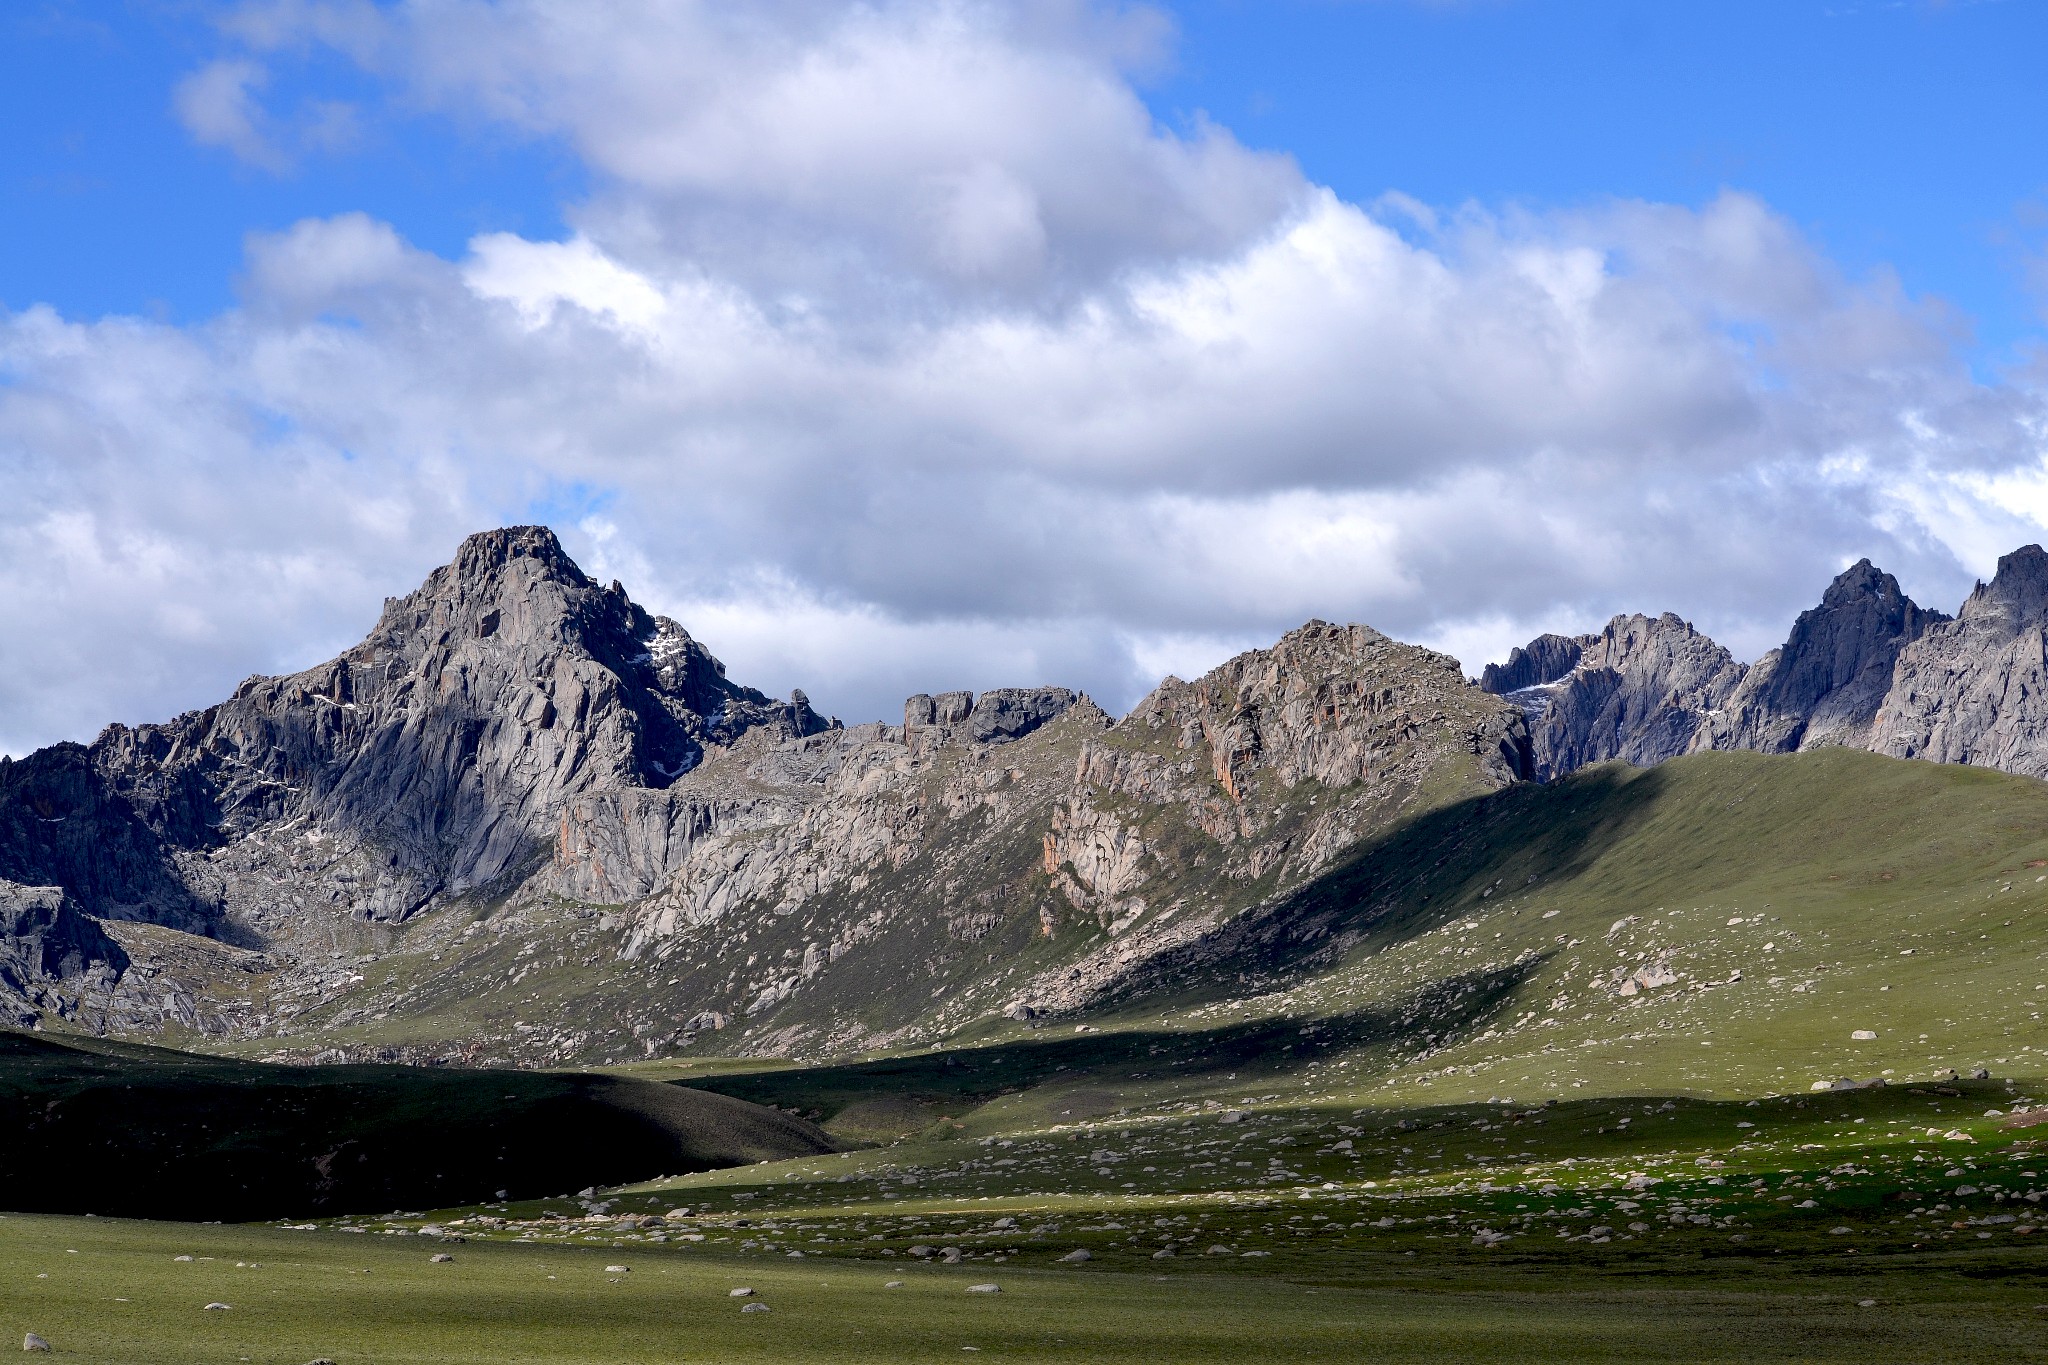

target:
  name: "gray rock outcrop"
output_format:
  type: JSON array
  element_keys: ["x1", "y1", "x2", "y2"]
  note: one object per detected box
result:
[
  {"x1": 1869, "y1": 545, "x2": 2048, "y2": 776},
  {"x1": 1485, "y1": 614, "x2": 1745, "y2": 781},
  {"x1": 0, "y1": 880, "x2": 126, "y2": 1023},
  {"x1": 1478, "y1": 634, "x2": 1595, "y2": 695}
]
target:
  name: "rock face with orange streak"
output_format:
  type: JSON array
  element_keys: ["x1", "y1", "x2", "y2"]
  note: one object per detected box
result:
[{"x1": 1014, "y1": 622, "x2": 1531, "y2": 1016}]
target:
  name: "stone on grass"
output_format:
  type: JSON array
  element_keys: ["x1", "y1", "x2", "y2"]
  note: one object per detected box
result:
[
  {"x1": 1858, "y1": 1299, "x2": 1878, "y2": 1308},
  {"x1": 23, "y1": 1333, "x2": 50, "y2": 1352},
  {"x1": 204, "y1": 1302, "x2": 231, "y2": 1311},
  {"x1": 429, "y1": 1253, "x2": 453, "y2": 1263},
  {"x1": 1057, "y1": 1249, "x2": 1091, "y2": 1263},
  {"x1": 909, "y1": 1244, "x2": 936, "y2": 1259},
  {"x1": 966, "y1": 1283, "x2": 1001, "y2": 1294},
  {"x1": 940, "y1": 1247, "x2": 964, "y2": 1264},
  {"x1": 173, "y1": 1255, "x2": 193, "y2": 1262},
  {"x1": 885, "y1": 1280, "x2": 905, "y2": 1288},
  {"x1": 741, "y1": 1302, "x2": 771, "y2": 1313},
  {"x1": 1205, "y1": 1245, "x2": 1232, "y2": 1256},
  {"x1": 605, "y1": 1265, "x2": 629, "y2": 1273},
  {"x1": 729, "y1": 1287, "x2": 756, "y2": 1297}
]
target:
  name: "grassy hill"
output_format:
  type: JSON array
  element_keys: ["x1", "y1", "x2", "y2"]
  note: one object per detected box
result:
[{"x1": 0, "y1": 1031, "x2": 833, "y2": 1221}]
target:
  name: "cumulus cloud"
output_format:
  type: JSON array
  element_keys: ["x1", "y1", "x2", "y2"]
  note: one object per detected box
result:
[{"x1": 4, "y1": 0, "x2": 2046, "y2": 755}]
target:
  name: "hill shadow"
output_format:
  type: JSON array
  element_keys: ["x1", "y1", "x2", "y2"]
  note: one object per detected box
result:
[{"x1": 685, "y1": 955, "x2": 1540, "y2": 1127}]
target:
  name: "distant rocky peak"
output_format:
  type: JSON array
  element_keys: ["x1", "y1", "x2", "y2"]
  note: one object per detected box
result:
[
  {"x1": 1479, "y1": 633, "x2": 1595, "y2": 695},
  {"x1": 1960, "y1": 544, "x2": 2048, "y2": 637}
]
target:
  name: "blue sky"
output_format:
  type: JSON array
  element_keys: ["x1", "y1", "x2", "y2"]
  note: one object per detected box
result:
[
  {"x1": 4, "y1": 0, "x2": 2048, "y2": 753},
  {"x1": 7, "y1": 2, "x2": 2044, "y2": 353}
]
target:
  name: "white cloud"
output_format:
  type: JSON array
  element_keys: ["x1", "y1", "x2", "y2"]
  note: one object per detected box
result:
[
  {"x1": 6, "y1": 1, "x2": 2048, "y2": 755},
  {"x1": 174, "y1": 58, "x2": 290, "y2": 171}
]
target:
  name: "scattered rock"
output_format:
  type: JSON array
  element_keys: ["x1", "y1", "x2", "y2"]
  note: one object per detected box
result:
[
  {"x1": 604, "y1": 1265, "x2": 629, "y2": 1274},
  {"x1": 1851, "y1": 1030, "x2": 1877, "y2": 1040},
  {"x1": 429, "y1": 1253, "x2": 453, "y2": 1263},
  {"x1": 884, "y1": 1280, "x2": 905, "y2": 1288},
  {"x1": 908, "y1": 1245, "x2": 936, "y2": 1259},
  {"x1": 22, "y1": 1334, "x2": 50, "y2": 1353},
  {"x1": 173, "y1": 1255, "x2": 193, "y2": 1262},
  {"x1": 203, "y1": 1302, "x2": 231, "y2": 1311},
  {"x1": 966, "y1": 1283, "x2": 1001, "y2": 1294},
  {"x1": 741, "y1": 1302, "x2": 771, "y2": 1313},
  {"x1": 940, "y1": 1247, "x2": 964, "y2": 1264},
  {"x1": 729, "y1": 1287, "x2": 756, "y2": 1297},
  {"x1": 1057, "y1": 1249, "x2": 1091, "y2": 1263}
]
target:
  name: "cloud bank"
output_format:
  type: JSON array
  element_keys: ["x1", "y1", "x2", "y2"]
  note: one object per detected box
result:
[{"x1": 5, "y1": 0, "x2": 2046, "y2": 755}]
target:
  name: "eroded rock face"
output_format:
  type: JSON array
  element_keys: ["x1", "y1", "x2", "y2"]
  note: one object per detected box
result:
[
  {"x1": 1702, "y1": 560, "x2": 1946, "y2": 755},
  {"x1": 0, "y1": 880, "x2": 128, "y2": 1025},
  {"x1": 1869, "y1": 545, "x2": 2048, "y2": 776},
  {"x1": 1490, "y1": 614, "x2": 1746, "y2": 781}
]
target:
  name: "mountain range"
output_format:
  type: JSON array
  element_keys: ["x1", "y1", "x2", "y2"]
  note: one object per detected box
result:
[{"x1": 5, "y1": 526, "x2": 2048, "y2": 1067}]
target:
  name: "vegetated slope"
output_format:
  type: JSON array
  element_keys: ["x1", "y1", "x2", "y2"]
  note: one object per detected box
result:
[
  {"x1": 1129, "y1": 746, "x2": 2048, "y2": 1106},
  {"x1": 0, "y1": 1029, "x2": 834, "y2": 1221}
]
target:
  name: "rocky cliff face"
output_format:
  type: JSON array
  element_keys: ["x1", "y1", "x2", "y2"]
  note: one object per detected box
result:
[
  {"x1": 1869, "y1": 546, "x2": 2048, "y2": 776},
  {"x1": 0, "y1": 881, "x2": 127, "y2": 1026},
  {"x1": 0, "y1": 536, "x2": 1538, "y2": 1060},
  {"x1": 1483, "y1": 551, "x2": 2048, "y2": 786}
]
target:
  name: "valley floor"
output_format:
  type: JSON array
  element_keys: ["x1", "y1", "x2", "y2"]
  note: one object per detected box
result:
[
  {"x1": 12, "y1": 1076, "x2": 2048, "y2": 1363},
  {"x1": 2, "y1": 1210, "x2": 2046, "y2": 1364}
]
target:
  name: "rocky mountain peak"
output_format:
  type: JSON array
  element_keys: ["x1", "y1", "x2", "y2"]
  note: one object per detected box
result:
[
  {"x1": 0, "y1": 528, "x2": 835, "y2": 934},
  {"x1": 1700, "y1": 557, "x2": 1944, "y2": 755}
]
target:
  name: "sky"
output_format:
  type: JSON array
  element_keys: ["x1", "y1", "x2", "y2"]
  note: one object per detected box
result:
[{"x1": 2, "y1": 0, "x2": 2047, "y2": 755}]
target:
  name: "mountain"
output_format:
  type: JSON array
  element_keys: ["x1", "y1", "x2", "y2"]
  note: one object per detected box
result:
[
  {"x1": 0, "y1": 530, "x2": 1530, "y2": 1062},
  {"x1": 1478, "y1": 552, "x2": 2048, "y2": 782}
]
